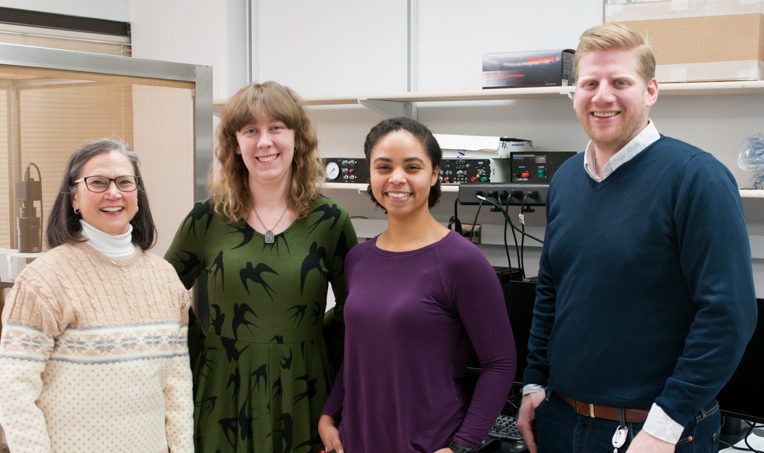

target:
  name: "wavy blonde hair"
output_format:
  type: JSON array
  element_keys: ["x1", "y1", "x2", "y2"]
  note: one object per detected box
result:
[
  {"x1": 574, "y1": 22, "x2": 656, "y2": 86},
  {"x1": 210, "y1": 81, "x2": 324, "y2": 222}
]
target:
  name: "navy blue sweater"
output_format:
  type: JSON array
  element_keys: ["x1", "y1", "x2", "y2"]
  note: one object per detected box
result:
[{"x1": 523, "y1": 136, "x2": 757, "y2": 426}]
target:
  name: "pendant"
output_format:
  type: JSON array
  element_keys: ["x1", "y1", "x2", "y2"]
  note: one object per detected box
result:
[
  {"x1": 612, "y1": 425, "x2": 628, "y2": 452},
  {"x1": 265, "y1": 230, "x2": 275, "y2": 244},
  {"x1": 120, "y1": 265, "x2": 127, "y2": 278}
]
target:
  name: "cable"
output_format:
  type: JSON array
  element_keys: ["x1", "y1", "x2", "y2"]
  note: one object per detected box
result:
[
  {"x1": 476, "y1": 195, "x2": 543, "y2": 282},
  {"x1": 470, "y1": 198, "x2": 484, "y2": 242},
  {"x1": 718, "y1": 421, "x2": 764, "y2": 453},
  {"x1": 499, "y1": 192, "x2": 523, "y2": 275},
  {"x1": 520, "y1": 193, "x2": 530, "y2": 280},
  {"x1": 476, "y1": 195, "x2": 544, "y2": 244},
  {"x1": 519, "y1": 190, "x2": 543, "y2": 280},
  {"x1": 743, "y1": 421, "x2": 763, "y2": 453},
  {"x1": 497, "y1": 193, "x2": 512, "y2": 270},
  {"x1": 448, "y1": 197, "x2": 462, "y2": 234}
]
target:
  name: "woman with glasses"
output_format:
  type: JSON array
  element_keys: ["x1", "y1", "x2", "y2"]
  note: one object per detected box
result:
[
  {"x1": 165, "y1": 81, "x2": 357, "y2": 453},
  {"x1": 0, "y1": 138, "x2": 194, "y2": 453}
]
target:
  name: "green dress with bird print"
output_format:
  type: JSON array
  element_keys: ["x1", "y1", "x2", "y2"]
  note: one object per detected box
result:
[{"x1": 165, "y1": 196, "x2": 357, "y2": 453}]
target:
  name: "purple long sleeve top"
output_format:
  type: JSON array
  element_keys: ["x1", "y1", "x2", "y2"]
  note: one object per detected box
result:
[{"x1": 322, "y1": 231, "x2": 516, "y2": 452}]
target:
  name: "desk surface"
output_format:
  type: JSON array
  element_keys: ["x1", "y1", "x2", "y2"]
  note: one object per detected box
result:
[{"x1": 720, "y1": 427, "x2": 764, "y2": 451}]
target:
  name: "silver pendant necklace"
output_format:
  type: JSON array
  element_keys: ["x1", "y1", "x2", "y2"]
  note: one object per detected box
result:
[
  {"x1": 253, "y1": 204, "x2": 289, "y2": 244},
  {"x1": 108, "y1": 253, "x2": 137, "y2": 278}
]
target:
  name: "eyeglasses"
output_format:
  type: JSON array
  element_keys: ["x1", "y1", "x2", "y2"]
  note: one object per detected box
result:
[{"x1": 74, "y1": 175, "x2": 140, "y2": 193}]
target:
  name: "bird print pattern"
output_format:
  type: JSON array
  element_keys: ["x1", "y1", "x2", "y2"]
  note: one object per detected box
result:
[{"x1": 165, "y1": 197, "x2": 358, "y2": 453}]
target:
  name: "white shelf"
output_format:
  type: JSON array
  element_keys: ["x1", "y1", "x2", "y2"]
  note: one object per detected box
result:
[
  {"x1": 213, "y1": 80, "x2": 764, "y2": 110},
  {"x1": 324, "y1": 182, "x2": 459, "y2": 193},
  {"x1": 224, "y1": 81, "x2": 764, "y2": 202},
  {"x1": 740, "y1": 189, "x2": 764, "y2": 198},
  {"x1": 324, "y1": 182, "x2": 763, "y2": 198}
]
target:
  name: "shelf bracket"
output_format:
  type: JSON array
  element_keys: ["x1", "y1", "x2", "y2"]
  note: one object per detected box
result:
[{"x1": 358, "y1": 99, "x2": 417, "y2": 119}]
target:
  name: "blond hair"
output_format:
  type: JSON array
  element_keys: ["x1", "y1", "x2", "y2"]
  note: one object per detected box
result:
[
  {"x1": 210, "y1": 81, "x2": 324, "y2": 222},
  {"x1": 574, "y1": 22, "x2": 656, "y2": 86}
]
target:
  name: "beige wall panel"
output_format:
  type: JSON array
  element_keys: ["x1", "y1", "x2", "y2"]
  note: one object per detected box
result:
[
  {"x1": 131, "y1": 84, "x2": 195, "y2": 258},
  {"x1": 0, "y1": 91, "x2": 8, "y2": 249}
]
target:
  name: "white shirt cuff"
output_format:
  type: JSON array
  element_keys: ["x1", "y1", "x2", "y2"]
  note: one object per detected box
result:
[
  {"x1": 641, "y1": 403, "x2": 685, "y2": 444},
  {"x1": 522, "y1": 384, "x2": 545, "y2": 396}
]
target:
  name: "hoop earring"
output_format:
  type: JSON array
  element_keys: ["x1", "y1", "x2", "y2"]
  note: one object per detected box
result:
[{"x1": 73, "y1": 208, "x2": 80, "y2": 215}]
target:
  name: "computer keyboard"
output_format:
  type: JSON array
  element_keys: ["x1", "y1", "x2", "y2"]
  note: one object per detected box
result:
[{"x1": 488, "y1": 414, "x2": 523, "y2": 441}]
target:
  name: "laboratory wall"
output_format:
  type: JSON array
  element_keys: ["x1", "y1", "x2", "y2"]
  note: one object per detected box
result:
[{"x1": 2, "y1": 0, "x2": 762, "y2": 295}]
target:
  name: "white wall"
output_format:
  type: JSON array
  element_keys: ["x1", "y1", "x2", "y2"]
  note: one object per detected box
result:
[
  {"x1": 129, "y1": 0, "x2": 247, "y2": 100},
  {"x1": 252, "y1": 0, "x2": 603, "y2": 94},
  {"x1": 255, "y1": 0, "x2": 409, "y2": 96},
  {"x1": 3, "y1": 0, "x2": 762, "y2": 295},
  {"x1": 417, "y1": 0, "x2": 602, "y2": 91}
]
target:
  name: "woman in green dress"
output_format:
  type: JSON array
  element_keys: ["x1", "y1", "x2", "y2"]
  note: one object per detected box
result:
[{"x1": 165, "y1": 81, "x2": 357, "y2": 453}]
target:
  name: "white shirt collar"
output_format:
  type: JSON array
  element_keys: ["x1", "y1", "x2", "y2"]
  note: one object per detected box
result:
[
  {"x1": 583, "y1": 120, "x2": 660, "y2": 182},
  {"x1": 79, "y1": 220, "x2": 135, "y2": 259}
]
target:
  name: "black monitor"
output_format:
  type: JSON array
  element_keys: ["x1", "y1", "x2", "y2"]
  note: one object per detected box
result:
[
  {"x1": 463, "y1": 274, "x2": 536, "y2": 398},
  {"x1": 715, "y1": 298, "x2": 764, "y2": 423},
  {"x1": 502, "y1": 279, "x2": 536, "y2": 384}
]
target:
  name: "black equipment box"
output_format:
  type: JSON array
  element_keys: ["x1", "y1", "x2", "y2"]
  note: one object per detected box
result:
[
  {"x1": 324, "y1": 157, "x2": 369, "y2": 183},
  {"x1": 511, "y1": 151, "x2": 576, "y2": 184},
  {"x1": 439, "y1": 158, "x2": 492, "y2": 185}
]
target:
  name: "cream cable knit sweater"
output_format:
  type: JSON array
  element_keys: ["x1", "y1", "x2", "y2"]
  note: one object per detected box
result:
[{"x1": 0, "y1": 242, "x2": 193, "y2": 453}]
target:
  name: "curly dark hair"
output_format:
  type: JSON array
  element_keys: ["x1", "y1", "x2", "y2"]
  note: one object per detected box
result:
[{"x1": 363, "y1": 117, "x2": 442, "y2": 210}]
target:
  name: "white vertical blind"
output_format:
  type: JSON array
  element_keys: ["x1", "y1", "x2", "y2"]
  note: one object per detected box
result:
[{"x1": 0, "y1": 23, "x2": 130, "y2": 56}]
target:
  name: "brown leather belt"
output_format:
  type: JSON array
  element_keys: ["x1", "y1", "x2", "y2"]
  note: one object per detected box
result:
[{"x1": 559, "y1": 394, "x2": 649, "y2": 423}]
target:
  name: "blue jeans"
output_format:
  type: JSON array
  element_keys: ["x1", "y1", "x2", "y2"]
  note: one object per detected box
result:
[{"x1": 535, "y1": 390, "x2": 721, "y2": 453}]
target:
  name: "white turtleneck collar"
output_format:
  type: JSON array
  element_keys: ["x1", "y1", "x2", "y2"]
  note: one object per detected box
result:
[{"x1": 79, "y1": 220, "x2": 136, "y2": 259}]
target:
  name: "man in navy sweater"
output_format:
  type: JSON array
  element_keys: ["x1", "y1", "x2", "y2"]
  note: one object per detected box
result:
[{"x1": 516, "y1": 23, "x2": 757, "y2": 453}]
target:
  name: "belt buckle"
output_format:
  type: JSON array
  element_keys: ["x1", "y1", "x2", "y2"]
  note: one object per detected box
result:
[{"x1": 574, "y1": 400, "x2": 597, "y2": 418}]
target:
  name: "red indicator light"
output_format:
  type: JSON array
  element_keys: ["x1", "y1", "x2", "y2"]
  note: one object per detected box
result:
[{"x1": 349, "y1": 169, "x2": 353, "y2": 172}]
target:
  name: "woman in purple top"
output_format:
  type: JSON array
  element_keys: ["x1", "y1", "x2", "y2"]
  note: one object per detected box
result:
[{"x1": 318, "y1": 117, "x2": 516, "y2": 453}]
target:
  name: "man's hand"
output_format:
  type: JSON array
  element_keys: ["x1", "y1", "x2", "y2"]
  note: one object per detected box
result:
[
  {"x1": 625, "y1": 429, "x2": 675, "y2": 453},
  {"x1": 318, "y1": 414, "x2": 344, "y2": 453},
  {"x1": 517, "y1": 391, "x2": 545, "y2": 453}
]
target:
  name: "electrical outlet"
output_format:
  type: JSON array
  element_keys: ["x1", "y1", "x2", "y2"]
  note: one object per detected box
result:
[
  {"x1": 461, "y1": 224, "x2": 482, "y2": 244},
  {"x1": 457, "y1": 183, "x2": 549, "y2": 206}
]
